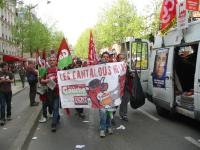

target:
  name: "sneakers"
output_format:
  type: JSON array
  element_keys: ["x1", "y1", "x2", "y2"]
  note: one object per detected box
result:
[
  {"x1": 100, "y1": 130, "x2": 105, "y2": 138},
  {"x1": 39, "y1": 117, "x2": 47, "y2": 123},
  {"x1": 107, "y1": 128, "x2": 113, "y2": 134},
  {"x1": 30, "y1": 102, "x2": 39, "y2": 107},
  {"x1": 0, "y1": 120, "x2": 5, "y2": 126},
  {"x1": 49, "y1": 114, "x2": 53, "y2": 118},
  {"x1": 7, "y1": 116, "x2": 12, "y2": 121},
  {"x1": 120, "y1": 115, "x2": 128, "y2": 121},
  {"x1": 51, "y1": 124, "x2": 56, "y2": 132}
]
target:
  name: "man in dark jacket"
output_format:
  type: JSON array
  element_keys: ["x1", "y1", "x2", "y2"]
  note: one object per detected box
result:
[
  {"x1": 0, "y1": 62, "x2": 14, "y2": 125},
  {"x1": 26, "y1": 61, "x2": 39, "y2": 106}
]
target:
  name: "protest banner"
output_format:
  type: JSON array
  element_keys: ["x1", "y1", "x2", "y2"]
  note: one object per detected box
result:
[
  {"x1": 177, "y1": 0, "x2": 189, "y2": 30},
  {"x1": 57, "y1": 62, "x2": 127, "y2": 109}
]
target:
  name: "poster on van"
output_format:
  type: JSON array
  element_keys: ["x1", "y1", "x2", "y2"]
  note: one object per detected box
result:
[{"x1": 152, "y1": 48, "x2": 169, "y2": 88}]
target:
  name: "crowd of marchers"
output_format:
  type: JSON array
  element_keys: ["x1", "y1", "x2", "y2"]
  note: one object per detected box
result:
[{"x1": 0, "y1": 50, "x2": 131, "y2": 138}]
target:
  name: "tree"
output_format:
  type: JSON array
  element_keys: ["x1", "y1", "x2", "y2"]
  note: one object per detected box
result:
[
  {"x1": 12, "y1": 6, "x2": 63, "y2": 57},
  {"x1": 143, "y1": 0, "x2": 162, "y2": 37},
  {"x1": 74, "y1": 29, "x2": 91, "y2": 59},
  {"x1": 49, "y1": 30, "x2": 65, "y2": 51},
  {"x1": 94, "y1": 0, "x2": 145, "y2": 50},
  {"x1": 0, "y1": 0, "x2": 5, "y2": 8}
]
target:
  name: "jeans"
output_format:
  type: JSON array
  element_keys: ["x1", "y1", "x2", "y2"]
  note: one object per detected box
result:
[
  {"x1": 42, "y1": 99, "x2": 52, "y2": 118},
  {"x1": 0, "y1": 93, "x2": 6, "y2": 120},
  {"x1": 29, "y1": 83, "x2": 37, "y2": 105},
  {"x1": 50, "y1": 97, "x2": 60, "y2": 125},
  {"x1": 119, "y1": 89, "x2": 130, "y2": 117},
  {"x1": 20, "y1": 75, "x2": 25, "y2": 88},
  {"x1": 99, "y1": 109, "x2": 111, "y2": 131},
  {"x1": 0, "y1": 92, "x2": 12, "y2": 120}
]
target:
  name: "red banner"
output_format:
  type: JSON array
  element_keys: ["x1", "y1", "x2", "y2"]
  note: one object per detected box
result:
[
  {"x1": 160, "y1": 0, "x2": 178, "y2": 35},
  {"x1": 186, "y1": 0, "x2": 199, "y2": 11},
  {"x1": 88, "y1": 31, "x2": 98, "y2": 65},
  {"x1": 35, "y1": 49, "x2": 39, "y2": 65}
]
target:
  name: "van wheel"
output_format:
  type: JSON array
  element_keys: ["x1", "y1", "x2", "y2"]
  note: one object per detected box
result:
[{"x1": 156, "y1": 106, "x2": 170, "y2": 116}]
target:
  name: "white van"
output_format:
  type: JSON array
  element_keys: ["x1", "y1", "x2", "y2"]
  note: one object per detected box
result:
[
  {"x1": 123, "y1": 20, "x2": 200, "y2": 120},
  {"x1": 146, "y1": 20, "x2": 200, "y2": 120}
]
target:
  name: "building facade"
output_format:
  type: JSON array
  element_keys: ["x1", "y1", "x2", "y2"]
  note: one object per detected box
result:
[{"x1": 0, "y1": 0, "x2": 20, "y2": 62}]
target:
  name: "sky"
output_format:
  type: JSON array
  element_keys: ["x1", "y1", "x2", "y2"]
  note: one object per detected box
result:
[{"x1": 23, "y1": 0, "x2": 154, "y2": 46}]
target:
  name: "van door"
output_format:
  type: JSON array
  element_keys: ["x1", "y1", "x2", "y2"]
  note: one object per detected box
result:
[
  {"x1": 130, "y1": 41, "x2": 149, "y2": 94},
  {"x1": 152, "y1": 47, "x2": 174, "y2": 110},
  {"x1": 194, "y1": 43, "x2": 200, "y2": 117},
  {"x1": 147, "y1": 49, "x2": 156, "y2": 99}
]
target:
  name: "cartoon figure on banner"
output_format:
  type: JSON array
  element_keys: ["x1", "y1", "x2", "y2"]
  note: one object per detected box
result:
[{"x1": 86, "y1": 77, "x2": 112, "y2": 108}]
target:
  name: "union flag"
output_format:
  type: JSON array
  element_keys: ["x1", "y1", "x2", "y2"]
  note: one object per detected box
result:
[
  {"x1": 160, "y1": 0, "x2": 178, "y2": 35},
  {"x1": 88, "y1": 31, "x2": 98, "y2": 65}
]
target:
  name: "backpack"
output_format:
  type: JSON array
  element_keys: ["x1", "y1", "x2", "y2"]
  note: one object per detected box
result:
[{"x1": 27, "y1": 73, "x2": 38, "y2": 84}]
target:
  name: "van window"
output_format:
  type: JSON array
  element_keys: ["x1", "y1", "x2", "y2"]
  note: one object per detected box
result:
[{"x1": 131, "y1": 42, "x2": 148, "y2": 70}]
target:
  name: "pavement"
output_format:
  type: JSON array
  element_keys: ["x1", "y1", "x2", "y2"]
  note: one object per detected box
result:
[{"x1": 0, "y1": 80, "x2": 42, "y2": 150}]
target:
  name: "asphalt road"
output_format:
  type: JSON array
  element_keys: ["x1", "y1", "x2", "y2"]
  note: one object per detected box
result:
[{"x1": 27, "y1": 100, "x2": 200, "y2": 150}]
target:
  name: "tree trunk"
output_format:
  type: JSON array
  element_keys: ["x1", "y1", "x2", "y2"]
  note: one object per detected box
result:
[{"x1": 30, "y1": 48, "x2": 33, "y2": 58}]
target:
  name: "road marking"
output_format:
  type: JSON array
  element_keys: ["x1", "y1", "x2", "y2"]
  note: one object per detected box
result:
[
  {"x1": 185, "y1": 136, "x2": 200, "y2": 148},
  {"x1": 137, "y1": 108, "x2": 159, "y2": 121}
]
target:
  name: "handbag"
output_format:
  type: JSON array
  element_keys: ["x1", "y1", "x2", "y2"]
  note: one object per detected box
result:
[{"x1": 130, "y1": 71, "x2": 145, "y2": 109}]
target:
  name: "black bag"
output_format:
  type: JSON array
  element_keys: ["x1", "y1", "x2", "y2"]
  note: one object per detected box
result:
[{"x1": 130, "y1": 71, "x2": 145, "y2": 109}]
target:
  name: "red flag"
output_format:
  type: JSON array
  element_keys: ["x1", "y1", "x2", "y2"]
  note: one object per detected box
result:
[
  {"x1": 160, "y1": 0, "x2": 177, "y2": 35},
  {"x1": 42, "y1": 49, "x2": 46, "y2": 67},
  {"x1": 186, "y1": 0, "x2": 199, "y2": 11},
  {"x1": 88, "y1": 31, "x2": 98, "y2": 65},
  {"x1": 57, "y1": 38, "x2": 72, "y2": 69},
  {"x1": 35, "y1": 49, "x2": 39, "y2": 65},
  {"x1": 57, "y1": 38, "x2": 70, "y2": 61}
]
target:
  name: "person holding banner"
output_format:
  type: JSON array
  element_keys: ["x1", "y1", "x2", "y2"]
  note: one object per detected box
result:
[
  {"x1": 118, "y1": 53, "x2": 130, "y2": 121},
  {"x1": 99, "y1": 52, "x2": 113, "y2": 138},
  {"x1": 41, "y1": 56, "x2": 60, "y2": 132},
  {"x1": 74, "y1": 58, "x2": 85, "y2": 119}
]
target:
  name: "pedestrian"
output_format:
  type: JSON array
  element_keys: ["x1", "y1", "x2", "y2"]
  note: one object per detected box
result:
[
  {"x1": 73, "y1": 58, "x2": 85, "y2": 119},
  {"x1": 99, "y1": 52, "x2": 113, "y2": 138},
  {"x1": 41, "y1": 56, "x2": 60, "y2": 132},
  {"x1": 19, "y1": 62, "x2": 26, "y2": 88},
  {"x1": 26, "y1": 61, "x2": 39, "y2": 106},
  {"x1": 10, "y1": 64, "x2": 16, "y2": 86},
  {"x1": 117, "y1": 53, "x2": 130, "y2": 121},
  {"x1": 38, "y1": 85, "x2": 52, "y2": 123},
  {"x1": 0, "y1": 62, "x2": 14, "y2": 126}
]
